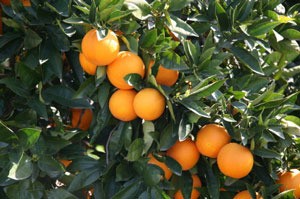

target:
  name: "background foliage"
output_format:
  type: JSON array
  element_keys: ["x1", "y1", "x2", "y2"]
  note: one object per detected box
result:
[{"x1": 0, "y1": 0, "x2": 300, "y2": 198}]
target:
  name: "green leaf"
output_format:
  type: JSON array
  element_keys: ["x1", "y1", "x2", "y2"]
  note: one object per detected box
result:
[
  {"x1": 248, "y1": 21, "x2": 281, "y2": 36},
  {"x1": 160, "y1": 51, "x2": 188, "y2": 70},
  {"x1": 38, "y1": 156, "x2": 65, "y2": 178},
  {"x1": 280, "y1": 29, "x2": 300, "y2": 40},
  {"x1": 203, "y1": 158, "x2": 220, "y2": 199},
  {"x1": 124, "y1": 73, "x2": 144, "y2": 90},
  {"x1": 47, "y1": 188, "x2": 78, "y2": 199},
  {"x1": 16, "y1": 128, "x2": 41, "y2": 150},
  {"x1": 160, "y1": 123, "x2": 178, "y2": 151},
  {"x1": 68, "y1": 167, "x2": 101, "y2": 192},
  {"x1": 179, "y1": 99, "x2": 210, "y2": 118},
  {"x1": 140, "y1": 29, "x2": 157, "y2": 48},
  {"x1": 4, "y1": 179, "x2": 44, "y2": 199},
  {"x1": 0, "y1": 77, "x2": 30, "y2": 97},
  {"x1": 126, "y1": 138, "x2": 144, "y2": 162},
  {"x1": 143, "y1": 121, "x2": 155, "y2": 154},
  {"x1": 190, "y1": 79, "x2": 226, "y2": 97},
  {"x1": 215, "y1": 2, "x2": 230, "y2": 31},
  {"x1": 167, "y1": 14, "x2": 199, "y2": 39},
  {"x1": 121, "y1": 35, "x2": 139, "y2": 54},
  {"x1": 45, "y1": 0, "x2": 70, "y2": 17},
  {"x1": 116, "y1": 162, "x2": 133, "y2": 182},
  {"x1": 143, "y1": 164, "x2": 162, "y2": 186},
  {"x1": 8, "y1": 153, "x2": 32, "y2": 180},
  {"x1": 23, "y1": 29, "x2": 42, "y2": 50},
  {"x1": 253, "y1": 148, "x2": 281, "y2": 160},
  {"x1": 229, "y1": 45, "x2": 264, "y2": 75},
  {"x1": 169, "y1": 0, "x2": 193, "y2": 11},
  {"x1": 46, "y1": 25, "x2": 70, "y2": 52},
  {"x1": 111, "y1": 181, "x2": 142, "y2": 199},
  {"x1": 42, "y1": 86, "x2": 92, "y2": 108},
  {"x1": 268, "y1": 126, "x2": 284, "y2": 139},
  {"x1": 182, "y1": 40, "x2": 199, "y2": 65},
  {"x1": 108, "y1": 10, "x2": 132, "y2": 23},
  {"x1": 124, "y1": 0, "x2": 151, "y2": 20},
  {"x1": 0, "y1": 32, "x2": 22, "y2": 49},
  {"x1": 164, "y1": 156, "x2": 182, "y2": 176}
]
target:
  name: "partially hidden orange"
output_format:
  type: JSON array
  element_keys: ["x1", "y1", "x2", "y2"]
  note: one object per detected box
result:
[
  {"x1": 166, "y1": 139, "x2": 200, "y2": 171},
  {"x1": 79, "y1": 53, "x2": 98, "y2": 75},
  {"x1": 196, "y1": 124, "x2": 231, "y2": 158},
  {"x1": 71, "y1": 108, "x2": 93, "y2": 131},
  {"x1": 148, "y1": 153, "x2": 172, "y2": 180},
  {"x1": 109, "y1": 89, "x2": 137, "y2": 122},
  {"x1": 233, "y1": 190, "x2": 262, "y2": 199},
  {"x1": 148, "y1": 60, "x2": 179, "y2": 87},
  {"x1": 277, "y1": 169, "x2": 300, "y2": 198},
  {"x1": 174, "y1": 174, "x2": 202, "y2": 199},
  {"x1": 81, "y1": 29, "x2": 119, "y2": 66},
  {"x1": 107, "y1": 51, "x2": 145, "y2": 89}
]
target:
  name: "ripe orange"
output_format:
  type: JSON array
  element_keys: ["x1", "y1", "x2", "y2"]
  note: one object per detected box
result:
[
  {"x1": 71, "y1": 108, "x2": 93, "y2": 131},
  {"x1": 217, "y1": 143, "x2": 254, "y2": 179},
  {"x1": 148, "y1": 153, "x2": 172, "y2": 180},
  {"x1": 166, "y1": 139, "x2": 200, "y2": 171},
  {"x1": 148, "y1": 60, "x2": 179, "y2": 87},
  {"x1": 60, "y1": 159, "x2": 72, "y2": 168},
  {"x1": 196, "y1": 124, "x2": 231, "y2": 158},
  {"x1": 174, "y1": 174, "x2": 202, "y2": 199},
  {"x1": 133, "y1": 88, "x2": 165, "y2": 121},
  {"x1": 81, "y1": 29, "x2": 119, "y2": 66},
  {"x1": 277, "y1": 169, "x2": 300, "y2": 198},
  {"x1": 107, "y1": 51, "x2": 145, "y2": 89},
  {"x1": 233, "y1": 190, "x2": 262, "y2": 199},
  {"x1": 109, "y1": 89, "x2": 137, "y2": 121},
  {"x1": 79, "y1": 53, "x2": 98, "y2": 75}
]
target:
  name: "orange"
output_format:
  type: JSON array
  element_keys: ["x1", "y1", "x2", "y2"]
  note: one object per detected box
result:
[
  {"x1": 107, "y1": 51, "x2": 145, "y2": 89},
  {"x1": 148, "y1": 154, "x2": 172, "y2": 180},
  {"x1": 71, "y1": 108, "x2": 93, "y2": 131},
  {"x1": 60, "y1": 159, "x2": 72, "y2": 168},
  {"x1": 79, "y1": 53, "x2": 98, "y2": 75},
  {"x1": 133, "y1": 88, "x2": 165, "y2": 121},
  {"x1": 277, "y1": 169, "x2": 300, "y2": 198},
  {"x1": 81, "y1": 29, "x2": 119, "y2": 66},
  {"x1": 166, "y1": 139, "x2": 200, "y2": 171},
  {"x1": 217, "y1": 143, "x2": 254, "y2": 179},
  {"x1": 174, "y1": 174, "x2": 202, "y2": 199},
  {"x1": 196, "y1": 124, "x2": 231, "y2": 158},
  {"x1": 109, "y1": 89, "x2": 137, "y2": 121},
  {"x1": 233, "y1": 190, "x2": 262, "y2": 199},
  {"x1": 148, "y1": 60, "x2": 179, "y2": 87}
]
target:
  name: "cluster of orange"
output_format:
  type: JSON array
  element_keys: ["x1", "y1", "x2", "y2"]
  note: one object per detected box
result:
[
  {"x1": 78, "y1": 28, "x2": 179, "y2": 123},
  {"x1": 148, "y1": 124, "x2": 300, "y2": 198}
]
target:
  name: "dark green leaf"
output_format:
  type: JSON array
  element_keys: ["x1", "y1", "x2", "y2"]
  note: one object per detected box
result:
[
  {"x1": 164, "y1": 156, "x2": 182, "y2": 176},
  {"x1": 160, "y1": 123, "x2": 178, "y2": 151},
  {"x1": 253, "y1": 148, "x2": 281, "y2": 160},
  {"x1": 24, "y1": 29, "x2": 42, "y2": 50},
  {"x1": 169, "y1": 0, "x2": 193, "y2": 11},
  {"x1": 140, "y1": 29, "x2": 157, "y2": 48},
  {"x1": 4, "y1": 179, "x2": 44, "y2": 199},
  {"x1": 215, "y1": 2, "x2": 230, "y2": 31},
  {"x1": 111, "y1": 181, "x2": 142, "y2": 199},
  {"x1": 38, "y1": 156, "x2": 65, "y2": 178},
  {"x1": 68, "y1": 168, "x2": 101, "y2": 192},
  {"x1": 229, "y1": 45, "x2": 264, "y2": 75},
  {"x1": 0, "y1": 32, "x2": 22, "y2": 49},
  {"x1": 280, "y1": 29, "x2": 300, "y2": 40},
  {"x1": 203, "y1": 158, "x2": 220, "y2": 199},
  {"x1": 143, "y1": 164, "x2": 162, "y2": 186},
  {"x1": 46, "y1": 25, "x2": 70, "y2": 52},
  {"x1": 47, "y1": 188, "x2": 78, "y2": 199},
  {"x1": 116, "y1": 162, "x2": 133, "y2": 182},
  {"x1": 124, "y1": 73, "x2": 144, "y2": 90},
  {"x1": 124, "y1": 0, "x2": 151, "y2": 20},
  {"x1": 179, "y1": 100, "x2": 210, "y2": 118},
  {"x1": 0, "y1": 77, "x2": 30, "y2": 97},
  {"x1": 126, "y1": 138, "x2": 144, "y2": 162}
]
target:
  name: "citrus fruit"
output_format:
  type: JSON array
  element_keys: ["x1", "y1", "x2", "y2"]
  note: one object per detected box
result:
[
  {"x1": 81, "y1": 29, "x2": 119, "y2": 66},
  {"x1": 277, "y1": 169, "x2": 300, "y2": 198},
  {"x1": 133, "y1": 88, "x2": 165, "y2": 121},
  {"x1": 148, "y1": 60, "x2": 179, "y2": 87},
  {"x1": 148, "y1": 153, "x2": 172, "y2": 180},
  {"x1": 60, "y1": 159, "x2": 72, "y2": 168},
  {"x1": 196, "y1": 124, "x2": 231, "y2": 158},
  {"x1": 107, "y1": 51, "x2": 145, "y2": 89},
  {"x1": 79, "y1": 53, "x2": 98, "y2": 75},
  {"x1": 174, "y1": 174, "x2": 202, "y2": 199},
  {"x1": 109, "y1": 89, "x2": 137, "y2": 122},
  {"x1": 217, "y1": 143, "x2": 254, "y2": 179},
  {"x1": 71, "y1": 108, "x2": 93, "y2": 131},
  {"x1": 233, "y1": 190, "x2": 262, "y2": 199},
  {"x1": 166, "y1": 139, "x2": 200, "y2": 171}
]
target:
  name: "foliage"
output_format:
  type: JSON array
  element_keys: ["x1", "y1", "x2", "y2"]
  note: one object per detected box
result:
[{"x1": 0, "y1": 0, "x2": 300, "y2": 198}]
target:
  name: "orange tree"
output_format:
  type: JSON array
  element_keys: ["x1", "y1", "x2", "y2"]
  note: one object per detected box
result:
[{"x1": 0, "y1": 0, "x2": 300, "y2": 198}]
